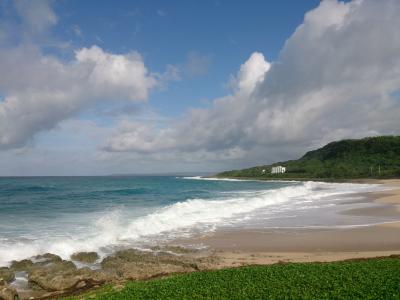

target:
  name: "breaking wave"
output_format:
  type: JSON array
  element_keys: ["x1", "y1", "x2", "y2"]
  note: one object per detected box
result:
[
  {"x1": 0, "y1": 181, "x2": 385, "y2": 266},
  {"x1": 181, "y1": 176, "x2": 259, "y2": 182}
]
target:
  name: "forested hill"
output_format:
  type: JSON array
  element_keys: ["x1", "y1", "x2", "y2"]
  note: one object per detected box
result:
[{"x1": 217, "y1": 136, "x2": 400, "y2": 180}]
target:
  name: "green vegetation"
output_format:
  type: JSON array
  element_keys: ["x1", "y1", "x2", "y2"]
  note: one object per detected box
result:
[
  {"x1": 218, "y1": 136, "x2": 400, "y2": 180},
  {"x1": 65, "y1": 257, "x2": 400, "y2": 299}
]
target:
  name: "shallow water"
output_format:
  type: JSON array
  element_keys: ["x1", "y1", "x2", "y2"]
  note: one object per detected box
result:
[{"x1": 0, "y1": 176, "x2": 396, "y2": 265}]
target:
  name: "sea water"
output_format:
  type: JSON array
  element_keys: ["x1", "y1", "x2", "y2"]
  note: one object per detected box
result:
[{"x1": 0, "y1": 176, "x2": 396, "y2": 266}]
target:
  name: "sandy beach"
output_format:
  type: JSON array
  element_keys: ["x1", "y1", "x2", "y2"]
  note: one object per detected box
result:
[
  {"x1": 3, "y1": 1, "x2": 400, "y2": 298},
  {"x1": 177, "y1": 179, "x2": 400, "y2": 267},
  {"x1": 3, "y1": 179, "x2": 400, "y2": 299}
]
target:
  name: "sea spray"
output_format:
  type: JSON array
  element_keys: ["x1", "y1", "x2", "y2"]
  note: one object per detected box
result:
[
  {"x1": 120, "y1": 184, "x2": 313, "y2": 240},
  {"x1": 0, "y1": 176, "x2": 389, "y2": 266}
]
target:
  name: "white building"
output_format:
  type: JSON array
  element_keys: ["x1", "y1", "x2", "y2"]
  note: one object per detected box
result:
[{"x1": 271, "y1": 166, "x2": 286, "y2": 174}]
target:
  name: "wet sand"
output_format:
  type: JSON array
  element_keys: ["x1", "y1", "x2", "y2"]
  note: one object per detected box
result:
[{"x1": 177, "y1": 179, "x2": 400, "y2": 266}]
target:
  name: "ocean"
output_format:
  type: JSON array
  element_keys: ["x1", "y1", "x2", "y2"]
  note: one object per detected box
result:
[{"x1": 0, "y1": 176, "x2": 395, "y2": 266}]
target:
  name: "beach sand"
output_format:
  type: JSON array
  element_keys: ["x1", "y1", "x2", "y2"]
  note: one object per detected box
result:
[
  {"x1": 6, "y1": 180, "x2": 400, "y2": 299},
  {"x1": 177, "y1": 179, "x2": 400, "y2": 267}
]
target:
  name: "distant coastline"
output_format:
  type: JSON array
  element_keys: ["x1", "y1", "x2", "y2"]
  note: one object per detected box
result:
[{"x1": 216, "y1": 136, "x2": 400, "y2": 180}]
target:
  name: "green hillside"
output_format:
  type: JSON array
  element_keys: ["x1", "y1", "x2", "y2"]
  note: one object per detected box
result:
[{"x1": 217, "y1": 136, "x2": 400, "y2": 180}]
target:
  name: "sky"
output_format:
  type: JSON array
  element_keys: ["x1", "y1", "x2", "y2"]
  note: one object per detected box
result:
[{"x1": 0, "y1": 0, "x2": 400, "y2": 176}]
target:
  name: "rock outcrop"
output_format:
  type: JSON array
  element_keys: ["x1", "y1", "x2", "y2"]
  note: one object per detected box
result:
[
  {"x1": 10, "y1": 259, "x2": 33, "y2": 272},
  {"x1": 100, "y1": 249, "x2": 201, "y2": 280},
  {"x1": 28, "y1": 259, "x2": 107, "y2": 292},
  {"x1": 9, "y1": 253, "x2": 107, "y2": 297},
  {"x1": 70, "y1": 252, "x2": 100, "y2": 264},
  {"x1": 6, "y1": 247, "x2": 220, "y2": 299}
]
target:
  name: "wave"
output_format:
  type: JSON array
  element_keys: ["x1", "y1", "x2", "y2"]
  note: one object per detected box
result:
[
  {"x1": 119, "y1": 184, "x2": 314, "y2": 240},
  {"x1": 0, "y1": 181, "x2": 384, "y2": 266},
  {"x1": 180, "y1": 176, "x2": 258, "y2": 182}
]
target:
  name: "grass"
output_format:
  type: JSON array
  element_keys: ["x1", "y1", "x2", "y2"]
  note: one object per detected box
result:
[{"x1": 65, "y1": 256, "x2": 400, "y2": 299}]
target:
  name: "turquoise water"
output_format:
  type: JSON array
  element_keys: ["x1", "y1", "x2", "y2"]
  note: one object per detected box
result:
[
  {"x1": 0, "y1": 176, "x2": 293, "y2": 236},
  {"x1": 0, "y1": 176, "x2": 393, "y2": 265}
]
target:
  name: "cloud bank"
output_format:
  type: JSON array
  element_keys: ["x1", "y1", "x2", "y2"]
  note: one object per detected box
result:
[
  {"x1": 105, "y1": 0, "x2": 400, "y2": 163},
  {"x1": 2, "y1": 0, "x2": 400, "y2": 172},
  {"x1": 0, "y1": 1, "x2": 165, "y2": 150},
  {"x1": 0, "y1": 45, "x2": 157, "y2": 149}
]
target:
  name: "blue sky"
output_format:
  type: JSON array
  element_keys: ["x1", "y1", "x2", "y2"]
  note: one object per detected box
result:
[
  {"x1": 53, "y1": 0, "x2": 319, "y2": 118},
  {"x1": 0, "y1": 0, "x2": 399, "y2": 175}
]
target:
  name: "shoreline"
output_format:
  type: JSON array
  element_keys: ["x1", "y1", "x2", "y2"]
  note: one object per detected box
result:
[
  {"x1": 174, "y1": 179, "x2": 400, "y2": 266},
  {"x1": 3, "y1": 179, "x2": 400, "y2": 299}
]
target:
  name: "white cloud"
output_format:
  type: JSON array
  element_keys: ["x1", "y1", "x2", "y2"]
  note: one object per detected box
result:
[
  {"x1": 0, "y1": 0, "x2": 189, "y2": 151},
  {"x1": 105, "y1": 0, "x2": 400, "y2": 165},
  {"x1": 75, "y1": 46, "x2": 157, "y2": 100},
  {"x1": 231, "y1": 52, "x2": 270, "y2": 93},
  {"x1": 0, "y1": 45, "x2": 158, "y2": 149},
  {"x1": 105, "y1": 52, "x2": 271, "y2": 154}
]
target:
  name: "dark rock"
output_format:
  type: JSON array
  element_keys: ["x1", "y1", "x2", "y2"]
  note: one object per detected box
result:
[
  {"x1": 10, "y1": 259, "x2": 33, "y2": 272},
  {"x1": 0, "y1": 268, "x2": 14, "y2": 284},
  {"x1": 27, "y1": 260, "x2": 107, "y2": 292},
  {"x1": 33, "y1": 253, "x2": 62, "y2": 264},
  {"x1": 28, "y1": 260, "x2": 77, "y2": 290},
  {"x1": 9, "y1": 253, "x2": 108, "y2": 293},
  {"x1": 5, "y1": 249, "x2": 218, "y2": 297},
  {"x1": 71, "y1": 252, "x2": 100, "y2": 264},
  {"x1": 100, "y1": 249, "x2": 199, "y2": 280}
]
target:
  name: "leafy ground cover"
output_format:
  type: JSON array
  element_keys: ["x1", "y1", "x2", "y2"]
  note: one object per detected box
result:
[{"x1": 65, "y1": 256, "x2": 400, "y2": 299}]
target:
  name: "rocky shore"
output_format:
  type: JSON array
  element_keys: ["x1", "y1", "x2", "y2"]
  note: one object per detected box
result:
[{"x1": 0, "y1": 246, "x2": 219, "y2": 299}]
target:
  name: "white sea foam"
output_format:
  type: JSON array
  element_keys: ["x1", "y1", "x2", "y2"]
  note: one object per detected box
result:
[
  {"x1": 181, "y1": 176, "x2": 257, "y2": 182},
  {"x1": 120, "y1": 183, "x2": 313, "y2": 240},
  {"x1": 0, "y1": 181, "x2": 387, "y2": 266}
]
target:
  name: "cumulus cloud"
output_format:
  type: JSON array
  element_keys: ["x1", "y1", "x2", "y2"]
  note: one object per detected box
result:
[
  {"x1": 0, "y1": 44, "x2": 158, "y2": 149},
  {"x1": 105, "y1": 52, "x2": 271, "y2": 154},
  {"x1": 231, "y1": 52, "x2": 270, "y2": 93},
  {"x1": 75, "y1": 46, "x2": 157, "y2": 100},
  {"x1": 0, "y1": 0, "x2": 189, "y2": 150},
  {"x1": 105, "y1": 0, "x2": 400, "y2": 164}
]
